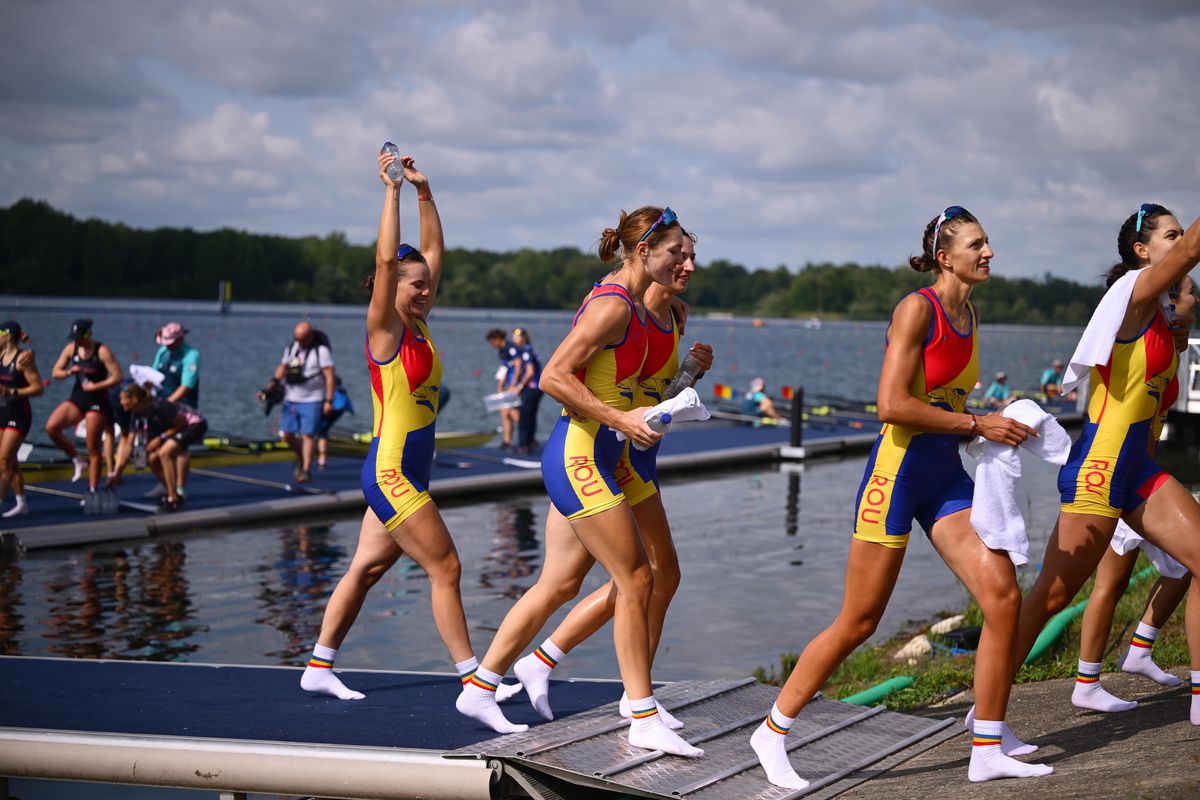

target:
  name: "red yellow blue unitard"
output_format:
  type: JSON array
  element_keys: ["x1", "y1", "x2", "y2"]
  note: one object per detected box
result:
[
  {"x1": 853, "y1": 287, "x2": 979, "y2": 548},
  {"x1": 361, "y1": 319, "x2": 441, "y2": 530},
  {"x1": 616, "y1": 307, "x2": 680, "y2": 507},
  {"x1": 1058, "y1": 310, "x2": 1177, "y2": 517},
  {"x1": 542, "y1": 283, "x2": 648, "y2": 520}
]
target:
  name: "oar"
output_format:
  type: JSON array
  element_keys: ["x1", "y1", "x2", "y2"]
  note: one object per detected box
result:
[
  {"x1": 23, "y1": 484, "x2": 157, "y2": 514},
  {"x1": 436, "y1": 448, "x2": 541, "y2": 469},
  {"x1": 188, "y1": 467, "x2": 331, "y2": 495},
  {"x1": 707, "y1": 410, "x2": 791, "y2": 426}
]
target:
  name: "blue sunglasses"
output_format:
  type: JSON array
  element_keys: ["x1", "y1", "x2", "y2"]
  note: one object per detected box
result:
[
  {"x1": 932, "y1": 205, "x2": 967, "y2": 252},
  {"x1": 396, "y1": 243, "x2": 419, "y2": 260},
  {"x1": 638, "y1": 207, "x2": 678, "y2": 243},
  {"x1": 1135, "y1": 203, "x2": 1158, "y2": 233}
]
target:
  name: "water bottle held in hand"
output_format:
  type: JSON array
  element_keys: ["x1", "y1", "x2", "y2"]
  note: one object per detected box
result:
[
  {"x1": 634, "y1": 412, "x2": 671, "y2": 451},
  {"x1": 663, "y1": 353, "x2": 701, "y2": 400},
  {"x1": 381, "y1": 142, "x2": 405, "y2": 182}
]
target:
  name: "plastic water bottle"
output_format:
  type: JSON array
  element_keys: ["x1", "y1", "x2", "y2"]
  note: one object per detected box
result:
[
  {"x1": 83, "y1": 490, "x2": 96, "y2": 515},
  {"x1": 381, "y1": 142, "x2": 405, "y2": 182},
  {"x1": 635, "y1": 412, "x2": 671, "y2": 451},
  {"x1": 663, "y1": 353, "x2": 701, "y2": 400},
  {"x1": 102, "y1": 490, "x2": 118, "y2": 514}
]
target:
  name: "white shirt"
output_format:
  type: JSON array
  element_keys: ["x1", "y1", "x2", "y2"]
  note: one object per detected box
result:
[{"x1": 280, "y1": 342, "x2": 334, "y2": 404}]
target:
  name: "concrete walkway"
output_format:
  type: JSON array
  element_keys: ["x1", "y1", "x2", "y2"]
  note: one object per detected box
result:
[{"x1": 843, "y1": 668, "x2": 1199, "y2": 800}]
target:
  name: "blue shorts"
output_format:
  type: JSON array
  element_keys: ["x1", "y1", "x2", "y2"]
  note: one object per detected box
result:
[
  {"x1": 542, "y1": 415, "x2": 628, "y2": 520},
  {"x1": 281, "y1": 400, "x2": 322, "y2": 436},
  {"x1": 852, "y1": 432, "x2": 974, "y2": 548},
  {"x1": 1058, "y1": 419, "x2": 1168, "y2": 518}
]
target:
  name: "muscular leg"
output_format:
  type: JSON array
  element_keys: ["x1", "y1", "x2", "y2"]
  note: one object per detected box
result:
[
  {"x1": 157, "y1": 440, "x2": 181, "y2": 502},
  {"x1": 176, "y1": 451, "x2": 191, "y2": 489},
  {"x1": 1078, "y1": 548, "x2": 1139, "y2": 663},
  {"x1": 300, "y1": 433, "x2": 315, "y2": 474},
  {"x1": 0, "y1": 429, "x2": 22, "y2": 503},
  {"x1": 84, "y1": 412, "x2": 107, "y2": 491},
  {"x1": 44, "y1": 402, "x2": 83, "y2": 460},
  {"x1": 1143, "y1": 575, "x2": 1191, "y2": 629},
  {"x1": 315, "y1": 509, "x2": 402, "y2": 650}
]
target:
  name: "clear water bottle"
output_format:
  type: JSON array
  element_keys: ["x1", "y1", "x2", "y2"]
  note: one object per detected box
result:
[
  {"x1": 663, "y1": 353, "x2": 701, "y2": 400},
  {"x1": 635, "y1": 412, "x2": 671, "y2": 451},
  {"x1": 102, "y1": 490, "x2": 118, "y2": 514},
  {"x1": 380, "y1": 142, "x2": 405, "y2": 182},
  {"x1": 83, "y1": 490, "x2": 96, "y2": 515}
]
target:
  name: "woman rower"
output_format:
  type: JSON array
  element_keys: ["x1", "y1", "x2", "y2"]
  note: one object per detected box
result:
[
  {"x1": 752, "y1": 207, "x2": 1053, "y2": 789},
  {"x1": 1010, "y1": 204, "x2": 1200, "y2": 728},
  {"x1": 0, "y1": 320, "x2": 44, "y2": 517},
  {"x1": 457, "y1": 206, "x2": 703, "y2": 757},
  {"x1": 508, "y1": 229, "x2": 712, "y2": 726},
  {"x1": 299, "y1": 149, "x2": 495, "y2": 702},
  {"x1": 45, "y1": 319, "x2": 123, "y2": 496},
  {"x1": 107, "y1": 383, "x2": 208, "y2": 513}
]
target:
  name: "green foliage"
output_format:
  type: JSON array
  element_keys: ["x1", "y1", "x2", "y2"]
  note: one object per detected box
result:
[{"x1": 2, "y1": 199, "x2": 1106, "y2": 322}]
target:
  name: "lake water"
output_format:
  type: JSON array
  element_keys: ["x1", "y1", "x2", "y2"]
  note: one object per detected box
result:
[{"x1": 4, "y1": 295, "x2": 1195, "y2": 680}]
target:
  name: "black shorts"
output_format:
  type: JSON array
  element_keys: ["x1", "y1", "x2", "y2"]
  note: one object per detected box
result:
[
  {"x1": 0, "y1": 399, "x2": 32, "y2": 438},
  {"x1": 69, "y1": 387, "x2": 112, "y2": 418},
  {"x1": 173, "y1": 421, "x2": 208, "y2": 449}
]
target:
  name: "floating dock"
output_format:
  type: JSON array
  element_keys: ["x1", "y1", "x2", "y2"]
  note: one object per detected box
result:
[{"x1": 0, "y1": 656, "x2": 959, "y2": 800}]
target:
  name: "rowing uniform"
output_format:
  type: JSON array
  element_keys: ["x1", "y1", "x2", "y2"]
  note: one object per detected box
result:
[
  {"x1": 142, "y1": 398, "x2": 208, "y2": 448},
  {"x1": 542, "y1": 283, "x2": 648, "y2": 520},
  {"x1": 361, "y1": 320, "x2": 442, "y2": 531},
  {"x1": 1058, "y1": 309, "x2": 1176, "y2": 517},
  {"x1": 68, "y1": 342, "x2": 113, "y2": 417},
  {"x1": 615, "y1": 306, "x2": 680, "y2": 507},
  {"x1": 853, "y1": 288, "x2": 979, "y2": 548},
  {"x1": 0, "y1": 349, "x2": 32, "y2": 436}
]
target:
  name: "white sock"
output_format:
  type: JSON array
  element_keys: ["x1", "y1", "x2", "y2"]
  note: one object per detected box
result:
[
  {"x1": 750, "y1": 703, "x2": 808, "y2": 789},
  {"x1": 1071, "y1": 660, "x2": 1136, "y2": 712},
  {"x1": 456, "y1": 665, "x2": 528, "y2": 734},
  {"x1": 1191, "y1": 671, "x2": 1200, "y2": 726},
  {"x1": 457, "y1": 655, "x2": 522, "y2": 702},
  {"x1": 71, "y1": 456, "x2": 88, "y2": 483},
  {"x1": 299, "y1": 644, "x2": 365, "y2": 700},
  {"x1": 967, "y1": 719, "x2": 1053, "y2": 782},
  {"x1": 619, "y1": 691, "x2": 684, "y2": 729},
  {"x1": 626, "y1": 695, "x2": 703, "y2": 757},
  {"x1": 1119, "y1": 623, "x2": 1182, "y2": 687},
  {"x1": 513, "y1": 639, "x2": 564, "y2": 720},
  {"x1": 963, "y1": 706, "x2": 1037, "y2": 756},
  {"x1": 1, "y1": 494, "x2": 27, "y2": 518}
]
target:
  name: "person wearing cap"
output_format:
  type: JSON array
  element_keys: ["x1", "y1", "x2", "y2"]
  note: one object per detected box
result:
[
  {"x1": 511, "y1": 327, "x2": 542, "y2": 454},
  {"x1": 741, "y1": 377, "x2": 783, "y2": 421},
  {"x1": 0, "y1": 321, "x2": 44, "y2": 518},
  {"x1": 148, "y1": 322, "x2": 201, "y2": 499},
  {"x1": 45, "y1": 319, "x2": 123, "y2": 493},
  {"x1": 1040, "y1": 358, "x2": 1069, "y2": 401},
  {"x1": 107, "y1": 383, "x2": 208, "y2": 513},
  {"x1": 485, "y1": 328, "x2": 521, "y2": 449},
  {"x1": 260, "y1": 321, "x2": 334, "y2": 483},
  {"x1": 984, "y1": 371, "x2": 1011, "y2": 408}
]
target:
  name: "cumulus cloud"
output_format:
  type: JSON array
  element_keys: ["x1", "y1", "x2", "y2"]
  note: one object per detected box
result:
[{"x1": 1, "y1": 0, "x2": 1198, "y2": 283}]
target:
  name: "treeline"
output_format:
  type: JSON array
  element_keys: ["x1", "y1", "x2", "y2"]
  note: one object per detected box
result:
[{"x1": 2, "y1": 199, "x2": 1104, "y2": 324}]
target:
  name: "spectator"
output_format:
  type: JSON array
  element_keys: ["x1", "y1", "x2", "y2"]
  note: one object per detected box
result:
[
  {"x1": 145, "y1": 321, "x2": 201, "y2": 499},
  {"x1": 260, "y1": 321, "x2": 334, "y2": 482},
  {"x1": 984, "y1": 371, "x2": 1012, "y2": 408},
  {"x1": 1040, "y1": 358, "x2": 1075, "y2": 401},
  {"x1": 316, "y1": 375, "x2": 354, "y2": 469},
  {"x1": 742, "y1": 377, "x2": 783, "y2": 420},
  {"x1": 511, "y1": 327, "x2": 542, "y2": 454},
  {"x1": 485, "y1": 328, "x2": 521, "y2": 449}
]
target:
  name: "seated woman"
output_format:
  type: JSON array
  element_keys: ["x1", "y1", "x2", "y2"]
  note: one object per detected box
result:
[{"x1": 107, "y1": 383, "x2": 207, "y2": 513}]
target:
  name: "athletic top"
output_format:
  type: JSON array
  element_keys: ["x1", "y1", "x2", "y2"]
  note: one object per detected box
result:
[
  {"x1": 635, "y1": 308, "x2": 679, "y2": 407},
  {"x1": 569, "y1": 283, "x2": 648, "y2": 412},
  {"x1": 71, "y1": 341, "x2": 110, "y2": 403},
  {"x1": 1084, "y1": 310, "x2": 1177, "y2": 440},
  {"x1": 142, "y1": 398, "x2": 205, "y2": 438},
  {"x1": 0, "y1": 349, "x2": 29, "y2": 410},
  {"x1": 518, "y1": 344, "x2": 541, "y2": 391},
  {"x1": 366, "y1": 319, "x2": 441, "y2": 463}
]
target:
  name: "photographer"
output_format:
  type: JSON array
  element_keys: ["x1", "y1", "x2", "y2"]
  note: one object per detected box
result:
[{"x1": 260, "y1": 321, "x2": 334, "y2": 482}]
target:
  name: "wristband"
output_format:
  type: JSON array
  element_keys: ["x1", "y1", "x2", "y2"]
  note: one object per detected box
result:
[
  {"x1": 159, "y1": 432, "x2": 169, "y2": 441},
  {"x1": 417, "y1": 192, "x2": 433, "y2": 202},
  {"x1": 969, "y1": 414, "x2": 978, "y2": 436}
]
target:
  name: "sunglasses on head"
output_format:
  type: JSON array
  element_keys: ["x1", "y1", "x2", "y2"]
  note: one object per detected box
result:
[
  {"x1": 932, "y1": 205, "x2": 967, "y2": 252},
  {"x1": 1135, "y1": 203, "x2": 1158, "y2": 234},
  {"x1": 638, "y1": 207, "x2": 678, "y2": 243},
  {"x1": 396, "y1": 243, "x2": 419, "y2": 260}
]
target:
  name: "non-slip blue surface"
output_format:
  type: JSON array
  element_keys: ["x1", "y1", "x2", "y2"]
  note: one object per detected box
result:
[{"x1": 0, "y1": 656, "x2": 624, "y2": 751}]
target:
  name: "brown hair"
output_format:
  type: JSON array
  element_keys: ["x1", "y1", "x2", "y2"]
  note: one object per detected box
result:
[
  {"x1": 121, "y1": 382, "x2": 150, "y2": 405},
  {"x1": 598, "y1": 206, "x2": 679, "y2": 263},
  {"x1": 1105, "y1": 204, "x2": 1174, "y2": 288},
  {"x1": 909, "y1": 208, "x2": 980, "y2": 273},
  {"x1": 363, "y1": 247, "x2": 428, "y2": 295}
]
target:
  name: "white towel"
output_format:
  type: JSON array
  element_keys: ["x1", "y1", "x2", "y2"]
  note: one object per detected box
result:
[
  {"x1": 1061, "y1": 268, "x2": 1173, "y2": 397},
  {"x1": 613, "y1": 387, "x2": 711, "y2": 443},
  {"x1": 129, "y1": 364, "x2": 166, "y2": 390},
  {"x1": 1110, "y1": 519, "x2": 1188, "y2": 579},
  {"x1": 967, "y1": 399, "x2": 1072, "y2": 566}
]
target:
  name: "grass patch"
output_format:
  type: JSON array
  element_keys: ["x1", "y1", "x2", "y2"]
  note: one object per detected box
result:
[{"x1": 755, "y1": 554, "x2": 1189, "y2": 712}]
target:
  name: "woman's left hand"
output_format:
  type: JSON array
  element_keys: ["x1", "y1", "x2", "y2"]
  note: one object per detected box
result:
[
  {"x1": 80, "y1": 381, "x2": 97, "y2": 393},
  {"x1": 400, "y1": 156, "x2": 428, "y2": 189},
  {"x1": 688, "y1": 341, "x2": 714, "y2": 373}
]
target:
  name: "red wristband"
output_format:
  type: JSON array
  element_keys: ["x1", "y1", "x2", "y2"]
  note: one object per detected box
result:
[
  {"x1": 417, "y1": 192, "x2": 433, "y2": 201},
  {"x1": 969, "y1": 414, "x2": 978, "y2": 436}
]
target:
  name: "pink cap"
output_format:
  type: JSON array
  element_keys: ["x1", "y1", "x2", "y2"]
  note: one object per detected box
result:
[{"x1": 156, "y1": 321, "x2": 188, "y2": 346}]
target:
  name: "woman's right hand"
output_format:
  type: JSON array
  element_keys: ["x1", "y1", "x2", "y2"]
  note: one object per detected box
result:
[
  {"x1": 616, "y1": 408, "x2": 662, "y2": 450},
  {"x1": 378, "y1": 152, "x2": 403, "y2": 188},
  {"x1": 975, "y1": 413, "x2": 1036, "y2": 446}
]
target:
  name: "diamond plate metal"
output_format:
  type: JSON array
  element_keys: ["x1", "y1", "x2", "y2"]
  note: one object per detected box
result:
[{"x1": 456, "y1": 677, "x2": 960, "y2": 799}]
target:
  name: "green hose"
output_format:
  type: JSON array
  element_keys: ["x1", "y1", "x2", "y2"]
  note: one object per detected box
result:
[{"x1": 841, "y1": 564, "x2": 1160, "y2": 704}]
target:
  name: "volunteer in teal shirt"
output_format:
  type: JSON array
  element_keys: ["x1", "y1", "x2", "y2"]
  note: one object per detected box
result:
[{"x1": 152, "y1": 322, "x2": 200, "y2": 407}]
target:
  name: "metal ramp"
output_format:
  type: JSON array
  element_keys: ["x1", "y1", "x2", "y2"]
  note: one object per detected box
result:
[{"x1": 452, "y1": 678, "x2": 959, "y2": 799}]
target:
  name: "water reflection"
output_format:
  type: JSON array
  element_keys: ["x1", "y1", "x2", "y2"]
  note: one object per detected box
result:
[
  {"x1": 254, "y1": 525, "x2": 348, "y2": 662},
  {"x1": 39, "y1": 542, "x2": 206, "y2": 660},
  {"x1": 784, "y1": 468, "x2": 802, "y2": 539},
  {"x1": 0, "y1": 556, "x2": 24, "y2": 654},
  {"x1": 477, "y1": 501, "x2": 541, "y2": 600}
]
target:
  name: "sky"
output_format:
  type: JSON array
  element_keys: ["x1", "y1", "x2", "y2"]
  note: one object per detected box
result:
[{"x1": 3, "y1": 0, "x2": 1199, "y2": 284}]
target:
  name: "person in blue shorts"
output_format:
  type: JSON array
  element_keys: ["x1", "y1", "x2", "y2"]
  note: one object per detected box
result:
[{"x1": 260, "y1": 322, "x2": 335, "y2": 482}]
